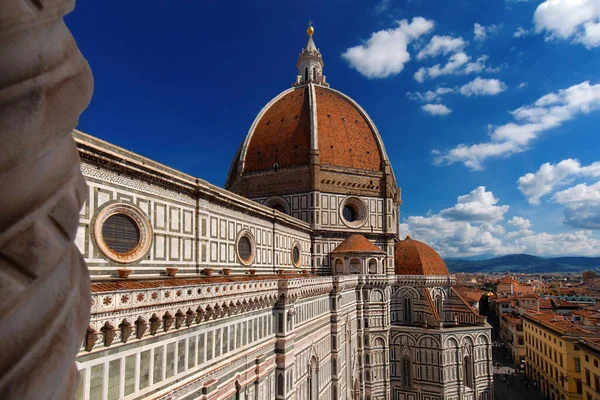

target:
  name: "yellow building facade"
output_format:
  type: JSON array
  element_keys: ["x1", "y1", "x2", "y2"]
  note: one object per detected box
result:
[
  {"x1": 579, "y1": 338, "x2": 600, "y2": 400},
  {"x1": 500, "y1": 314, "x2": 525, "y2": 366},
  {"x1": 523, "y1": 311, "x2": 587, "y2": 400}
]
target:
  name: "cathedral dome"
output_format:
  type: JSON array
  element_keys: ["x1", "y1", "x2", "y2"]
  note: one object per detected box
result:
[
  {"x1": 225, "y1": 23, "x2": 397, "y2": 203},
  {"x1": 230, "y1": 84, "x2": 385, "y2": 175},
  {"x1": 394, "y1": 236, "x2": 449, "y2": 276}
]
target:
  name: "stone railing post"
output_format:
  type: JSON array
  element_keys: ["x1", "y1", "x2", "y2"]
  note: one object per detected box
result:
[{"x1": 0, "y1": 0, "x2": 92, "y2": 398}]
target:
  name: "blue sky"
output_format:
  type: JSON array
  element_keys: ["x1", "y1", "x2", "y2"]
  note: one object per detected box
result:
[{"x1": 66, "y1": 0, "x2": 600, "y2": 257}]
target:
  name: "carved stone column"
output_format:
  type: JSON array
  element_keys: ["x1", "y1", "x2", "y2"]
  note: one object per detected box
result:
[{"x1": 0, "y1": 0, "x2": 92, "y2": 399}]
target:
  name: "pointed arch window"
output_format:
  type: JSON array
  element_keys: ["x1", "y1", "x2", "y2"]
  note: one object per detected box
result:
[
  {"x1": 401, "y1": 356, "x2": 412, "y2": 389},
  {"x1": 463, "y1": 355, "x2": 474, "y2": 388},
  {"x1": 309, "y1": 357, "x2": 319, "y2": 400},
  {"x1": 235, "y1": 381, "x2": 244, "y2": 400},
  {"x1": 435, "y1": 295, "x2": 443, "y2": 320},
  {"x1": 403, "y1": 297, "x2": 413, "y2": 323}
]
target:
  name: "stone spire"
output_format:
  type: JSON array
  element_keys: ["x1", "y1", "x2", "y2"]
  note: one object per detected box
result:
[{"x1": 293, "y1": 21, "x2": 329, "y2": 87}]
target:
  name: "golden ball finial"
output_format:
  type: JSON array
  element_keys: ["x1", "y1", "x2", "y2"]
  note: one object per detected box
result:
[{"x1": 307, "y1": 21, "x2": 314, "y2": 37}]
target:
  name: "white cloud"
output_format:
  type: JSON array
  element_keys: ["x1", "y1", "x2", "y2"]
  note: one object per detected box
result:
[
  {"x1": 405, "y1": 213, "x2": 600, "y2": 257},
  {"x1": 518, "y1": 82, "x2": 528, "y2": 89},
  {"x1": 415, "y1": 53, "x2": 492, "y2": 82},
  {"x1": 434, "y1": 81, "x2": 600, "y2": 170},
  {"x1": 474, "y1": 23, "x2": 501, "y2": 41},
  {"x1": 414, "y1": 68, "x2": 427, "y2": 83},
  {"x1": 417, "y1": 35, "x2": 466, "y2": 60},
  {"x1": 553, "y1": 181, "x2": 600, "y2": 204},
  {"x1": 514, "y1": 230, "x2": 600, "y2": 255},
  {"x1": 553, "y1": 181, "x2": 600, "y2": 229},
  {"x1": 342, "y1": 17, "x2": 435, "y2": 79},
  {"x1": 562, "y1": 204, "x2": 600, "y2": 229},
  {"x1": 404, "y1": 215, "x2": 509, "y2": 256},
  {"x1": 474, "y1": 23, "x2": 487, "y2": 41},
  {"x1": 517, "y1": 159, "x2": 600, "y2": 204},
  {"x1": 460, "y1": 77, "x2": 507, "y2": 96},
  {"x1": 508, "y1": 216, "x2": 532, "y2": 229},
  {"x1": 372, "y1": 0, "x2": 391, "y2": 15},
  {"x1": 514, "y1": 27, "x2": 530, "y2": 38},
  {"x1": 534, "y1": 0, "x2": 600, "y2": 48},
  {"x1": 422, "y1": 103, "x2": 452, "y2": 116},
  {"x1": 402, "y1": 186, "x2": 600, "y2": 257},
  {"x1": 407, "y1": 86, "x2": 456, "y2": 102},
  {"x1": 440, "y1": 186, "x2": 509, "y2": 222}
]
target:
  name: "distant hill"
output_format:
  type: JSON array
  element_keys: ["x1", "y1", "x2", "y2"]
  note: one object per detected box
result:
[
  {"x1": 444, "y1": 254, "x2": 600, "y2": 273},
  {"x1": 548, "y1": 257, "x2": 600, "y2": 268}
]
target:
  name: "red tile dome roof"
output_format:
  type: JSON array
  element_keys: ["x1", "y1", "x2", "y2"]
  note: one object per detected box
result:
[
  {"x1": 394, "y1": 236, "x2": 449, "y2": 276},
  {"x1": 331, "y1": 234, "x2": 385, "y2": 254},
  {"x1": 226, "y1": 84, "x2": 388, "y2": 188}
]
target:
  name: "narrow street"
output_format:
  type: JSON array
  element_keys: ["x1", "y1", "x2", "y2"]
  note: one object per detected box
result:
[{"x1": 493, "y1": 346, "x2": 546, "y2": 400}]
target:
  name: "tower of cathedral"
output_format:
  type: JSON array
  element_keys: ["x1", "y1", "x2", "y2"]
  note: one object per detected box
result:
[{"x1": 73, "y1": 23, "x2": 493, "y2": 400}]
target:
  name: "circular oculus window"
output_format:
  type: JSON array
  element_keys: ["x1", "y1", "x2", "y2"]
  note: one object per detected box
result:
[
  {"x1": 291, "y1": 242, "x2": 302, "y2": 267},
  {"x1": 93, "y1": 202, "x2": 152, "y2": 264},
  {"x1": 236, "y1": 230, "x2": 256, "y2": 266},
  {"x1": 339, "y1": 197, "x2": 368, "y2": 228}
]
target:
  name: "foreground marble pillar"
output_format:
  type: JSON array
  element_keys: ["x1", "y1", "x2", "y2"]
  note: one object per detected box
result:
[{"x1": 0, "y1": 0, "x2": 92, "y2": 398}]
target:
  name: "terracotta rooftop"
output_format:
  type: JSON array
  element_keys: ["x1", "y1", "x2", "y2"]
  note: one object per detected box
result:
[
  {"x1": 499, "y1": 276, "x2": 520, "y2": 284},
  {"x1": 524, "y1": 310, "x2": 588, "y2": 334},
  {"x1": 315, "y1": 86, "x2": 382, "y2": 171},
  {"x1": 394, "y1": 236, "x2": 449, "y2": 276},
  {"x1": 538, "y1": 299, "x2": 554, "y2": 309},
  {"x1": 236, "y1": 85, "x2": 384, "y2": 177},
  {"x1": 503, "y1": 315, "x2": 522, "y2": 325},
  {"x1": 331, "y1": 234, "x2": 385, "y2": 254}
]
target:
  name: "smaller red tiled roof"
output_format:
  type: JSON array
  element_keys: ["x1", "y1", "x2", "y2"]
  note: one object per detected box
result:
[
  {"x1": 539, "y1": 299, "x2": 553, "y2": 309},
  {"x1": 503, "y1": 315, "x2": 522, "y2": 325},
  {"x1": 463, "y1": 292, "x2": 483, "y2": 303},
  {"x1": 394, "y1": 236, "x2": 449, "y2": 276},
  {"x1": 499, "y1": 276, "x2": 519, "y2": 284},
  {"x1": 331, "y1": 234, "x2": 385, "y2": 254},
  {"x1": 518, "y1": 294, "x2": 539, "y2": 299},
  {"x1": 523, "y1": 310, "x2": 588, "y2": 333}
]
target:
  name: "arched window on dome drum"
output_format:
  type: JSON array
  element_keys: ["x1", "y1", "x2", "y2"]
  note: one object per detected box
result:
[
  {"x1": 335, "y1": 259, "x2": 343, "y2": 274},
  {"x1": 368, "y1": 259, "x2": 377, "y2": 274},
  {"x1": 304, "y1": 67, "x2": 308, "y2": 83},
  {"x1": 403, "y1": 297, "x2": 412, "y2": 323},
  {"x1": 313, "y1": 67, "x2": 316, "y2": 82},
  {"x1": 350, "y1": 258, "x2": 361, "y2": 274}
]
